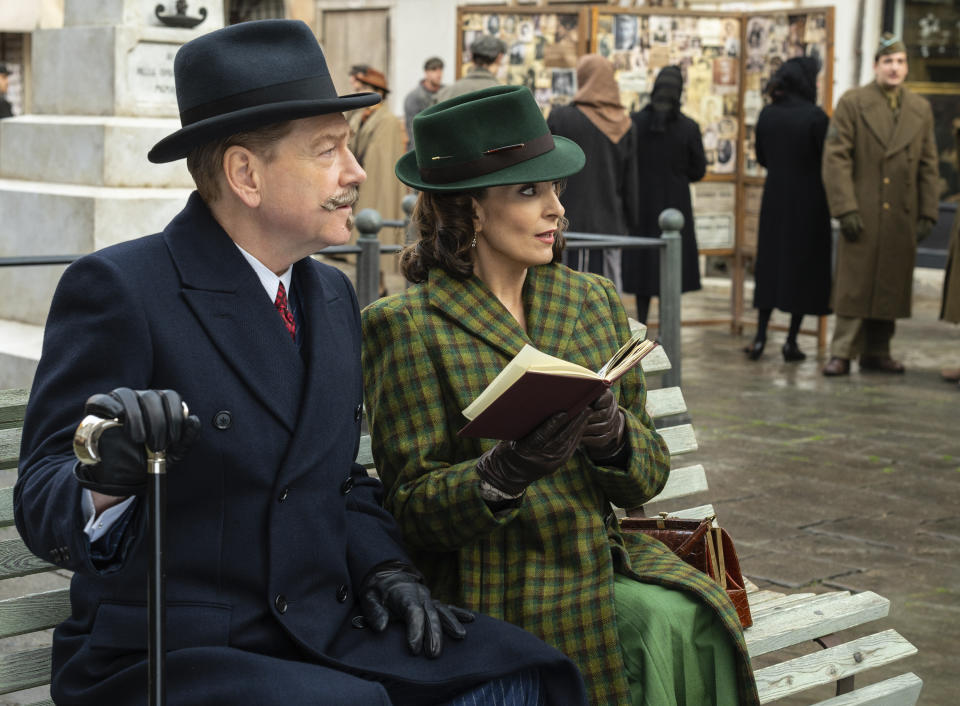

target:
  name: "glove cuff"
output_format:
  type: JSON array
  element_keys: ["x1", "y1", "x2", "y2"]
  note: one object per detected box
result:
[{"x1": 73, "y1": 461, "x2": 145, "y2": 498}]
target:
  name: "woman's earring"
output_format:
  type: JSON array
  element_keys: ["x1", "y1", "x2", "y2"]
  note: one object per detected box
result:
[{"x1": 471, "y1": 232, "x2": 478, "y2": 248}]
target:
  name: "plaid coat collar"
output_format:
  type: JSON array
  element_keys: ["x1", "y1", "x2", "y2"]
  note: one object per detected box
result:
[{"x1": 426, "y1": 262, "x2": 584, "y2": 359}]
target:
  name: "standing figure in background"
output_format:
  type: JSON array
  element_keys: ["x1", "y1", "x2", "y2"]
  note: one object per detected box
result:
[
  {"x1": 435, "y1": 35, "x2": 505, "y2": 103},
  {"x1": 0, "y1": 63, "x2": 13, "y2": 118},
  {"x1": 746, "y1": 57, "x2": 832, "y2": 362},
  {"x1": 349, "y1": 67, "x2": 408, "y2": 292},
  {"x1": 547, "y1": 54, "x2": 638, "y2": 291},
  {"x1": 821, "y1": 34, "x2": 939, "y2": 376},
  {"x1": 624, "y1": 65, "x2": 705, "y2": 324},
  {"x1": 940, "y1": 121, "x2": 960, "y2": 388},
  {"x1": 403, "y1": 56, "x2": 444, "y2": 148}
]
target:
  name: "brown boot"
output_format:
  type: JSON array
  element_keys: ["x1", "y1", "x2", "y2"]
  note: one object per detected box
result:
[
  {"x1": 942, "y1": 367, "x2": 960, "y2": 383},
  {"x1": 859, "y1": 355, "x2": 905, "y2": 373},
  {"x1": 822, "y1": 357, "x2": 850, "y2": 376}
]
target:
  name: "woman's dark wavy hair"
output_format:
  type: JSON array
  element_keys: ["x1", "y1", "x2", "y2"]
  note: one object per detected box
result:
[{"x1": 400, "y1": 184, "x2": 569, "y2": 284}]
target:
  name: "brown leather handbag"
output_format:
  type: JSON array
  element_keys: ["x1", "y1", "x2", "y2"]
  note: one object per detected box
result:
[{"x1": 619, "y1": 513, "x2": 753, "y2": 628}]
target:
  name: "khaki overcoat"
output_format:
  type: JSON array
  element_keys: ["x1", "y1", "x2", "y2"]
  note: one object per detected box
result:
[
  {"x1": 361, "y1": 263, "x2": 759, "y2": 706},
  {"x1": 942, "y1": 126, "x2": 960, "y2": 323},
  {"x1": 822, "y1": 82, "x2": 939, "y2": 319},
  {"x1": 350, "y1": 104, "x2": 407, "y2": 265}
]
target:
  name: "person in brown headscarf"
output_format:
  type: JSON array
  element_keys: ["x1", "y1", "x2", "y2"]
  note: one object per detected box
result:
[
  {"x1": 625, "y1": 65, "x2": 706, "y2": 323},
  {"x1": 547, "y1": 54, "x2": 639, "y2": 292}
]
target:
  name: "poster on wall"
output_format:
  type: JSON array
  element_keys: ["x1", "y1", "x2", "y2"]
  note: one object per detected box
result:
[
  {"x1": 691, "y1": 182, "x2": 737, "y2": 250},
  {"x1": 594, "y1": 11, "x2": 742, "y2": 178},
  {"x1": 458, "y1": 9, "x2": 583, "y2": 116},
  {"x1": 742, "y1": 11, "x2": 831, "y2": 177}
]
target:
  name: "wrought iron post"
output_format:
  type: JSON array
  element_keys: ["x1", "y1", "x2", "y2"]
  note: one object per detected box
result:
[
  {"x1": 658, "y1": 209, "x2": 683, "y2": 389},
  {"x1": 354, "y1": 208, "x2": 382, "y2": 309}
]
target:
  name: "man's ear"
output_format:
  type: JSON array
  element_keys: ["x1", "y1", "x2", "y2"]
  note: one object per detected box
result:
[{"x1": 223, "y1": 146, "x2": 262, "y2": 208}]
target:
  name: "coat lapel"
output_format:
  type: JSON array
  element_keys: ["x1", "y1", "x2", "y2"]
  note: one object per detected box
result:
[
  {"x1": 886, "y1": 89, "x2": 924, "y2": 157},
  {"x1": 859, "y1": 83, "x2": 895, "y2": 148},
  {"x1": 164, "y1": 193, "x2": 304, "y2": 432},
  {"x1": 426, "y1": 264, "x2": 585, "y2": 360}
]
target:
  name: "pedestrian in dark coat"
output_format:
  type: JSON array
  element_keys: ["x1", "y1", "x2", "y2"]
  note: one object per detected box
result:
[
  {"x1": 624, "y1": 65, "x2": 706, "y2": 323},
  {"x1": 13, "y1": 21, "x2": 587, "y2": 706},
  {"x1": 547, "y1": 54, "x2": 638, "y2": 291},
  {"x1": 940, "y1": 123, "x2": 960, "y2": 387},
  {"x1": 745, "y1": 56, "x2": 832, "y2": 362}
]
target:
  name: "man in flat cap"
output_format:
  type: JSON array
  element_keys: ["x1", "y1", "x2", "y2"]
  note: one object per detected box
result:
[
  {"x1": 821, "y1": 33, "x2": 939, "y2": 376},
  {"x1": 0, "y1": 63, "x2": 14, "y2": 119},
  {"x1": 15, "y1": 20, "x2": 586, "y2": 706},
  {"x1": 435, "y1": 34, "x2": 506, "y2": 103}
]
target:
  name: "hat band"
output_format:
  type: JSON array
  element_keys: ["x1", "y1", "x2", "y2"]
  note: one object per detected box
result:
[
  {"x1": 179, "y1": 74, "x2": 337, "y2": 126},
  {"x1": 419, "y1": 132, "x2": 555, "y2": 185}
]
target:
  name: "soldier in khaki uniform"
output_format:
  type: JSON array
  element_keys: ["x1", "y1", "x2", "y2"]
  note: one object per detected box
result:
[
  {"x1": 821, "y1": 34, "x2": 939, "y2": 376},
  {"x1": 434, "y1": 35, "x2": 505, "y2": 103}
]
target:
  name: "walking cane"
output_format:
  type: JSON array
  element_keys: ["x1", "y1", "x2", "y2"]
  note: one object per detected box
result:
[{"x1": 74, "y1": 403, "x2": 188, "y2": 706}]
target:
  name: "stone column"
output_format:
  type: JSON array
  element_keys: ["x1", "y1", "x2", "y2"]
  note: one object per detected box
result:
[{"x1": 0, "y1": 0, "x2": 224, "y2": 387}]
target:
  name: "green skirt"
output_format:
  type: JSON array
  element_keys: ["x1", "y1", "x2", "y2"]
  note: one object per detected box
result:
[{"x1": 614, "y1": 575, "x2": 740, "y2": 706}]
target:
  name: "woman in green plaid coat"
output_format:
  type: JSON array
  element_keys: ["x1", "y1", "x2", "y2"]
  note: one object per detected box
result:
[{"x1": 362, "y1": 86, "x2": 759, "y2": 706}]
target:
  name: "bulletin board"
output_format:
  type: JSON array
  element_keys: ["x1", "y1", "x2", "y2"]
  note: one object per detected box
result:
[
  {"x1": 455, "y1": 6, "x2": 590, "y2": 117},
  {"x1": 453, "y1": 5, "x2": 834, "y2": 339}
]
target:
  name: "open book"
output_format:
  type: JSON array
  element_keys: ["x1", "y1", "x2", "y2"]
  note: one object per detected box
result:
[{"x1": 458, "y1": 331, "x2": 658, "y2": 441}]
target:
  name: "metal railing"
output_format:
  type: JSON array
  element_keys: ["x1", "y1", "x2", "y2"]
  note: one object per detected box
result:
[{"x1": 0, "y1": 202, "x2": 684, "y2": 386}]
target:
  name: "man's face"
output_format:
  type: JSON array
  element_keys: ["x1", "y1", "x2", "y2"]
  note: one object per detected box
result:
[
  {"x1": 874, "y1": 52, "x2": 907, "y2": 90},
  {"x1": 0, "y1": 74, "x2": 8, "y2": 94},
  {"x1": 424, "y1": 67, "x2": 443, "y2": 90},
  {"x1": 349, "y1": 74, "x2": 364, "y2": 93},
  {"x1": 254, "y1": 113, "x2": 366, "y2": 259}
]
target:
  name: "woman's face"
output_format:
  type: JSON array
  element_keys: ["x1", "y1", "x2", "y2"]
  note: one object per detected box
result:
[{"x1": 474, "y1": 180, "x2": 564, "y2": 272}]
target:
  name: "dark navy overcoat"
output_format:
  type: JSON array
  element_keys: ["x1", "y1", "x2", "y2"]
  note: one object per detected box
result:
[{"x1": 14, "y1": 194, "x2": 587, "y2": 705}]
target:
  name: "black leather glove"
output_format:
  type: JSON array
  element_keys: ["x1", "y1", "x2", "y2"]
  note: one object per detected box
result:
[
  {"x1": 74, "y1": 388, "x2": 201, "y2": 497},
  {"x1": 916, "y1": 218, "x2": 935, "y2": 242},
  {"x1": 360, "y1": 563, "x2": 474, "y2": 658},
  {"x1": 580, "y1": 389, "x2": 627, "y2": 463},
  {"x1": 839, "y1": 212, "x2": 863, "y2": 242},
  {"x1": 476, "y1": 409, "x2": 591, "y2": 496}
]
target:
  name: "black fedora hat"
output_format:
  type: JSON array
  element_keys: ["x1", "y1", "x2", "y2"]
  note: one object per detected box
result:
[{"x1": 148, "y1": 20, "x2": 380, "y2": 163}]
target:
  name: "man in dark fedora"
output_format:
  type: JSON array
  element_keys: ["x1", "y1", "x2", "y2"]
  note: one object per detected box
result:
[{"x1": 15, "y1": 20, "x2": 586, "y2": 706}]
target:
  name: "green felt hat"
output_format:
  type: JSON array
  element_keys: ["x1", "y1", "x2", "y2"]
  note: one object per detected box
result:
[{"x1": 395, "y1": 85, "x2": 585, "y2": 192}]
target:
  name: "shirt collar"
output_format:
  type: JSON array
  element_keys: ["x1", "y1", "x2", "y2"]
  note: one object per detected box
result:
[{"x1": 234, "y1": 243, "x2": 293, "y2": 302}]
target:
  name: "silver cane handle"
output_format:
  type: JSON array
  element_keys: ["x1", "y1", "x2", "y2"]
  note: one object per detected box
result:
[{"x1": 73, "y1": 402, "x2": 189, "y2": 465}]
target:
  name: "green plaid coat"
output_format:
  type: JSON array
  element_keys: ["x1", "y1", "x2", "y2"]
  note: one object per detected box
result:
[{"x1": 361, "y1": 263, "x2": 759, "y2": 705}]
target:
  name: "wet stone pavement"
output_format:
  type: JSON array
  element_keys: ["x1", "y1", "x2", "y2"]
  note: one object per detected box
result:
[{"x1": 639, "y1": 283, "x2": 959, "y2": 706}]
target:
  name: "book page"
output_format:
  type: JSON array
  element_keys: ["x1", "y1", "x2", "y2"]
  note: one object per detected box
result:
[{"x1": 598, "y1": 331, "x2": 655, "y2": 381}]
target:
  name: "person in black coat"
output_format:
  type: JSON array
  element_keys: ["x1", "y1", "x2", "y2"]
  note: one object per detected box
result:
[
  {"x1": 13, "y1": 21, "x2": 587, "y2": 706},
  {"x1": 547, "y1": 54, "x2": 638, "y2": 291},
  {"x1": 624, "y1": 65, "x2": 706, "y2": 323},
  {"x1": 745, "y1": 56, "x2": 832, "y2": 361}
]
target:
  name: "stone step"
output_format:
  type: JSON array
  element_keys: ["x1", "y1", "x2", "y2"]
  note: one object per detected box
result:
[
  {"x1": 0, "y1": 116, "x2": 192, "y2": 188},
  {"x1": 0, "y1": 179, "x2": 192, "y2": 325}
]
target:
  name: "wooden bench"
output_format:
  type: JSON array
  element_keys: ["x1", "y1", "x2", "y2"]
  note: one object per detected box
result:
[{"x1": 0, "y1": 330, "x2": 923, "y2": 704}]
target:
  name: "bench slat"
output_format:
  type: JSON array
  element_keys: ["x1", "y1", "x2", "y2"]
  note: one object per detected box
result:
[
  {"x1": 645, "y1": 387, "x2": 687, "y2": 419},
  {"x1": 746, "y1": 591, "x2": 890, "y2": 658},
  {"x1": 659, "y1": 424, "x2": 697, "y2": 456},
  {"x1": 646, "y1": 465, "x2": 708, "y2": 504},
  {"x1": 0, "y1": 427, "x2": 21, "y2": 472},
  {"x1": 0, "y1": 646, "x2": 52, "y2": 696},
  {"x1": 0, "y1": 389, "x2": 28, "y2": 430},
  {"x1": 0, "y1": 487, "x2": 13, "y2": 528},
  {"x1": 0, "y1": 539, "x2": 56, "y2": 581},
  {"x1": 748, "y1": 592, "x2": 830, "y2": 620},
  {"x1": 755, "y1": 630, "x2": 917, "y2": 704},
  {"x1": 0, "y1": 589, "x2": 71, "y2": 639},
  {"x1": 810, "y1": 672, "x2": 922, "y2": 706},
  {"x1": 747, "y1": 590, "x2": 789, "y2": 607}
]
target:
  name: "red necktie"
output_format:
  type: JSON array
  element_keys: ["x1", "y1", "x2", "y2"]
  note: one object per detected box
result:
[{"x1": 274, "y1": 282, "x2": 296, "y2": 341}]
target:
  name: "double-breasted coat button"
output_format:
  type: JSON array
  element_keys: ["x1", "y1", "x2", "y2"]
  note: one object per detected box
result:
[
  {"x1": 278, "y1": 487, "x2": 289, "y2": 502},
  {"x1": 336, "y1": 584, "x2": 349, "y2": 603},
  {"x1": 340, "y1": 477, "x2": 354, "y2": 495},
  {"x1": 212, "y1": 411, "x2": 232, "y2": 430},
  {"x1": 354, "y1": 403, "x2": 362, "y2": 422},
  {"x1": 275, "y1": 594, "x2": 288, "y2": 614},
  {"x1": 351, "y1": 615, "x2": 366, "y2": 629}
]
